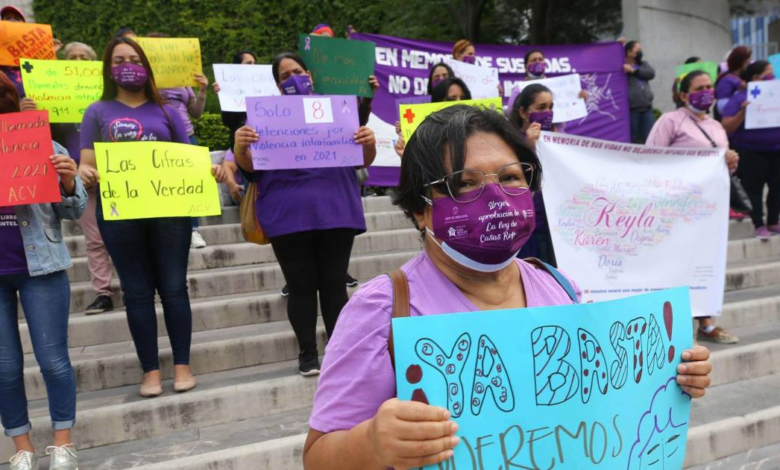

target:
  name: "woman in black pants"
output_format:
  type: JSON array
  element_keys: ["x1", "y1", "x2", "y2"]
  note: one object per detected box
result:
[
  {"x1": 232, "y1": 52, "x2": 377, "y2": 376},
  {"x1": 721, "y1": 60, "x2": 780, "y2": 239}
]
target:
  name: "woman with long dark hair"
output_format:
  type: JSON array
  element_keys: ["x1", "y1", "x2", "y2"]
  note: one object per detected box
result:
[{"x1": 78, "y1": 37, "x2": 226, "y2": 398}]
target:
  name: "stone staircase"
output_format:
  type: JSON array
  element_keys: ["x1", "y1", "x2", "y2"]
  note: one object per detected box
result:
[{"x1": 1, "y1": 196, "x2": 780, "y2": 469}]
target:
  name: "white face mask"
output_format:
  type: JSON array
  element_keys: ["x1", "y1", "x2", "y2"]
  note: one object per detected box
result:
[{"x1": 425, "y1": 228, "x2": 521, "y2": 273}]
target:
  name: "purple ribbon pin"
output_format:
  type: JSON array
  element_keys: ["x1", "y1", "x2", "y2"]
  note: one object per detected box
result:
[
  {"x1": 110, "y1": 202, "x2": 119, "y2": 217},
  {"x1": 342, "y1": 99, "x2": 351, "y2": 113},
  {"x1": 305, "y1": 37, "x2": 311, "y2": 51}
]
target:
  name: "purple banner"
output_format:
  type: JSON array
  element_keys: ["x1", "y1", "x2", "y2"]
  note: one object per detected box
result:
[
  {"x1": 350, "y1": 33, "x2": 630, "y2": 186},
  {"x1": 246, "y1": 95, "x2": 362, "y2": 171}
]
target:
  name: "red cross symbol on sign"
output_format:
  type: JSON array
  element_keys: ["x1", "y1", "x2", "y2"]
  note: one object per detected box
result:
[{"x1": 403, "y1": 108, "x2": 416, "y2": 124}]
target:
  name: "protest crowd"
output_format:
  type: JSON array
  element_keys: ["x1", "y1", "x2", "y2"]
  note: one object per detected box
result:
[{"x1": 1, "y1": 3, "x2": 779, "y2": 469}]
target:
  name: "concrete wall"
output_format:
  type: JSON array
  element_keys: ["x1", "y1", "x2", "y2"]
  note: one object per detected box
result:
[
  {"x1": 622, "y1": 0, "x2": 732, "y2": 112},
  {"x1": 2, "y1": 0, "x2": 34, "y2": 21}
]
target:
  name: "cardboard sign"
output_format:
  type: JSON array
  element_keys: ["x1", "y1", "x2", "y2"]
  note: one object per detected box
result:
[
  {"x1": 445, "y1": 58, "x2": 500, "y2": 99},
  {"x1": 393, "y1": 288, "x2": 693, "y2": 469},
  {"x1": 507, "y1": 74, "x2": 587, "y2": 123},
  {"x1": 299, "y1": 34, "x2": 376, "y2": 97},
  {"x1": 245, "y1": 95, "x2": 363, "y2": 170},
  {"x1": 537, "y1": 132, "x2": 729, "y2": 317},
  {"x1": 212, "y1": 63, "x2": 280, "y2": 112},
  {"x1": 674, "y1": 61, "x2": 719, "y2": 91},
  {"x1": 135, "y1": 37, "x2": 202, "y2": 88},
  {"x1": 0, "y1": 111, "x2": 60, "y2": 206},
  {"x1": 20, "y1": 59, "x2": 103, "y2": 123},
  {"x1": 398, "y1": 97, "x2": 502, "y2": 141},
  {"x1": 94, "y1": 142, "x2": 221, "y2": 220},
  {"x1": 745, "y1": 80, "x2": 780, "y2": 130},
  {"x1": 0, "y1": 21, "x2": 56, "y2": 66}
]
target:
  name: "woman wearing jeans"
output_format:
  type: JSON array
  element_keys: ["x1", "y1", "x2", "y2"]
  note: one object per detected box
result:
[
  {"x1": 78, "y1": 37, "x2": 226, "y2": 398},
  {"x1": 233, "y1": 52, "x2": 376, "y2": 376},
  {"x1": 0, "y1": 74, "x2": 86, "y2": 470}
]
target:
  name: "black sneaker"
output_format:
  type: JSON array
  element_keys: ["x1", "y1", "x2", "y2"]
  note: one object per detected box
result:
[
  {"x1": 281, "y1": 285, "x2": 290, "y2": 297},
  {"x1": 85, "y1": 295, "x2": 113, "y2": 315},
  {"x1": 298, "y1": 351, "x2": 321, "y2": 377},
  {"x1": 346, "y1": 274, "x2": 359, "y2": 288}
]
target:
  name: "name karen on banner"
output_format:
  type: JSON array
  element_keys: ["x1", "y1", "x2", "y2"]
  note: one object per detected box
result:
[
  {"x1": 95, "y1": 142, "x2": 221, "y2": 220},
  {"x1": 245, "y1": 95, "x2": 363, "y2": 170},
  {"x1": 0, "y1": 110, "x2": 60, "y2": 206},
  {"x1": 394, "y1": 288, "x2": 693, "y2": 469},
  {"x1": 212, "y1": 63, "x2": 279, "y2": 112},
  {"x1": 537, "y1": 132, "x2": 729, "y2": 317},
  {"x1": 21, "y1": 59, "x2": 103, "y2": 123}
]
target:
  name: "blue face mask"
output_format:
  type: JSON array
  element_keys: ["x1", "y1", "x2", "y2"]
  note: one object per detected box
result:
[{"x1": 280, "y1": 74, "x2": 312, "y2": 95}]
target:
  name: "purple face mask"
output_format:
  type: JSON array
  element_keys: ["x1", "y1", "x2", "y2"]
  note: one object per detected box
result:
[
  {"x1": 111, "y1": 63, "x2": 148, "y2": 92},
  {"x1": 427, "y1": 184, "x2": 535, "y2": 272},
  {"x1": 281, "y1": 74, "x2": 313, "y2": 95},
  {"x1": 529, "y1": 110, "x2": 554, "y2": 131},
  {"x1": 527, "y1": 61, "x2": 547, "y2": 77},
  {"x1": 462, "y1": 55, "x2": 476, "y2": 64},
  {"x1": 431, "y1": 77, "x2": 446, "y2": 89},
  {"x1": 687, "y1": 89, "x2": 715, "y2": 112},
  {"x1": 764, "y1": 74, "x2": 776, "y2": 81}
]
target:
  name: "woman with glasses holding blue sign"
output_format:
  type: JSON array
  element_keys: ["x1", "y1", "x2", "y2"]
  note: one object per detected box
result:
[
  {"x1": 232, "y1": 52, "x2": 377, "y2": 377},
  {"x1": 302, "y1": 105, "x2": 713, "y2": 469}
]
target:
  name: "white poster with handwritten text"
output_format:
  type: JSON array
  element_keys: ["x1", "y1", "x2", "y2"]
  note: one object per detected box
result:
[
  {"x1": 745, "y1": 80, "x2": 780, "y2": 130},
  {"x1": 444, "y1": 59, "x2": 500, "y2": 99},
  {"x1": 507, "y1": 74, "x2": 587, "y2": 123},
  {"x1": 213, "y1": 64, "x2": 280, "y2": 112},
  {"x1": 538, "y1": 132, "x2": 729, "y2": 317}
]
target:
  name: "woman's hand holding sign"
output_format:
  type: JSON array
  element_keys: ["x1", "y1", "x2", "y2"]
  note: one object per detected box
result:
[
  {"x1": 677, "y1": 345, "x2": 712, "y2": 398},
  {"x1": 52, "y1": 154, "x2": 78, "y2": 195}
]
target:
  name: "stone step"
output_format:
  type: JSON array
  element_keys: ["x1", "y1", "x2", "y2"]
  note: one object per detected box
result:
[
  {"x1": 60, "y1": 195, "x2": 398, "y2": 237},
  {"x1": 66, "y1": 249, "x2": 421, "y2": 313},
  {"x1": 63, "y1": 209, "x2": 414, "y2": 259},
  {"x1": 685, "y1": 440, "x2": 780, "y2": 469},
  {"x1": 64, "y1": 226, "x2": 420, "y2": 284}
]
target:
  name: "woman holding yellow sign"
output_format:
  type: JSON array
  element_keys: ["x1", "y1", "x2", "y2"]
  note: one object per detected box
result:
[{"x1": 77, "y1": 37, "x2": 226, "y2": 398}]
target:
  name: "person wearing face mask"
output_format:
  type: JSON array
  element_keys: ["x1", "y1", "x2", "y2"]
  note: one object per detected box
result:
[
  {"x1": 672, "y1": 57, "x2": 701, "y2": 109},
  {"x1": 715, "y1": 46, "x2": 751, "y2": 118},
  {"x1": 431, "y1": 77, "x2": 472, "y2": 103},
  {"x1": 508, "y1": 84, "x2": 557, "y2": 265},
  {"x1": 646, "y1": 70, "x2": 740, "y2": 344},
  {"x1": 0, "y1": 73, "x2": 87, "y2": 470},
  {"x1": 232, "y1": 52, "x2": 377, "y2": 376},
  {"x1": 301, "y1": 105, "x2": 714, "y2": 470},
  {"x1": 427, "y1": 62, "x2": 454, "y2": 95},
  {"x1": 77, "y1": 37, "x2": 228, "y2": 398},
  {"x1": 452, "y1": 39, "x2": 476, "y2": 64},
  {"x1": 624, "y1": 40, "x2": 656, "y2": 144},
  {"x1": 721, "y1": 61, "x2": 780, "y2": 240}
]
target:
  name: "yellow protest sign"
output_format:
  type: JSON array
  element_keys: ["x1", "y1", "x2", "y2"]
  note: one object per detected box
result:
[
  {"x1": 399, "y1": 98, "x2": 503, "y2": 141},
  {"x1": 135, "y1": 37, "x2": 202, "y2": 88},
  {"x1": 0, "y1": 21, "x2": 56, "y2": 66},
  {"x1": 20, "y1": 59, "x2": 103, "y2": 123},
  {"x1": 94, "y1": 142, "x2": 221, "y2": 220}
]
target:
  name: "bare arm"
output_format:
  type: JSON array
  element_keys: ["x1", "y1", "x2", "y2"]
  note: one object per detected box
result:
[
  {"x1": 78, "y1": 148, "x2": 100, "y2": 190},
  {"x1": 304, "y1": 423, "x2": 384, "y2": 470},
  {"x1": 355, "y1": 126, "x2": 377, "y2": 168},
  {"x1": 721, "y1": 101, "x2": 748, "y2": 133},
  {"x1": 232, "y1": 126, "x2": 258, "y2": 173},
  {"x1": 187, "y1": 76, "x2": 209, "y2": 119}
]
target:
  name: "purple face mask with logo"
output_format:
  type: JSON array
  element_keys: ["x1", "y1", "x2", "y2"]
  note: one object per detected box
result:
[
  {"x1": 427, "y1": 184, "x2": 535, "y2": 272},
  {"x1": 688, "y1": 89, "x2": 715, "y2": 112},
  {"x1": 111, "y1": 63, "x2": 148, "y2": 92},
  {"x1": 462, "y1": 55, "x2": 476, "y2": 65},
  {"x1": 281, "y1": 74, "x2": 313, "y2": 95},
  {"x1": 527, "y1": 61, "x2": 547, "y2": 77},
  {"x1": 529, "y1": 110, "x2": 554, "y2": 131}
]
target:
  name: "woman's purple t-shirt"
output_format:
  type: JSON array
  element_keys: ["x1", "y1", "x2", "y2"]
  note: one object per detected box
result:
[
  {"x1": 715, "y1": 73, "x2": 742, "y2": 114},
  {"x1": 0, "y1": 206, "x2": 27, "y2": 276},
  {"x1": 309, "y1": 251, "x2": 581, "y2": 433},
  {"x1": 160, "y1": 87, "x2": 196, "y2": 136},
  {"x1": 80, "y1": 100, "x2": 190, "y2": 149},
  {"x1": 722, "y1": 89, "x2": 780, "y2": 152}
]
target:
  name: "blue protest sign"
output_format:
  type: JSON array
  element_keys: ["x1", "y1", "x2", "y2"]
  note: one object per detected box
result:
[{"x1": 393, "y1": 287, "x2": 693, "y2": 469}]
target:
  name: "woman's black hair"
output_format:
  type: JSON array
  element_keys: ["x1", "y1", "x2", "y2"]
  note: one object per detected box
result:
[
  {"x1": 524, "y1": 49, "x2": 544, "y2": 67},
  {"x1": 426, "y1": 62, "x2": 455, "y2": 95},
  {"x1": 624, "y1": 40, "x2": 638, "y2": 56},
  {"x1": 684, "y1": 56, "x2": 700, "y2": 64},
  {"x1": 393, "y1": 105, "x2": 542, "y2": 224},
  {"x1": 114, "y1": 27, "x2": 136, "y2": 38},
  {"x1": 232, "y1": 50, "x2": 257, "y2": 64},
  {"x1": 271, "y1": 52, "x2": 308, "y2": 84},
  {"x1": 508, "y1": 83, "x2": 552, "y2": 129},
  {"x1": 741, "y1": 60, "x2": 770, "y2": 82},
  {"x1": 431, "y1": 78, "x2": 472, "y2": 103},
  {"x1": 679, "y1": 70, "x2": 709, "y2": 94}
]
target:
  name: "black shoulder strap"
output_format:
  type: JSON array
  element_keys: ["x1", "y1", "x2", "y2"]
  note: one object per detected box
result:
[{"x1": 690, "y1": 117, "x2": 718, "y2": 149}]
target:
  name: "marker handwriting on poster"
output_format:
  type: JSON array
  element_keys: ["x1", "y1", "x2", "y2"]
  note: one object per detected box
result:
[
  {"x1": 212, "y1": 64, "x2": 279, "y2": 112},
  {"x1": 0, "y1": 21, "x2": 56, "y2": 66},
  {"x1": 20, "y1": 59, "x2": 103, "y2": 123},
  {"x1": 135, "y1": 37, "x2": 202, "y2": 88},
  {"x1": 393, "y1": 288, "x2": 693, "y2": 469}
]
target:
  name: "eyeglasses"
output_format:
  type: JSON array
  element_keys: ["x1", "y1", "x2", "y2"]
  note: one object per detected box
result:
[{"x1": 424, "y1": 162, "x2": 534, "y2": 203}]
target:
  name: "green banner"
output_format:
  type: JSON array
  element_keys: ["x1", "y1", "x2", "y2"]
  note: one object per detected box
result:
[
  {"x1": 299, "y1": 34, "x2": 376, "y2": 98},
  {"x1": 674, "y1": 61, "x2": 719, "y2": 91}
]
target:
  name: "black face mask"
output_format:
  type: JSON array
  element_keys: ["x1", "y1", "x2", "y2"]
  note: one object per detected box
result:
[{"x1": 634, "y1": 50, "x2": 644, "y2": 64}]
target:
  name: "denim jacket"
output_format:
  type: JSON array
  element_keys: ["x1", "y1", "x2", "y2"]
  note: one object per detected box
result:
[{"x1": 12, "y1": 141, "x2": 87, "y2": 277}]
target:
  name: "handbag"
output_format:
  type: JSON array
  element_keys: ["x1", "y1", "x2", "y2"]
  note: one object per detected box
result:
[
  {"x1": 240, "y1": 182, "x2": 270, "y2": 245},
  {"x1": 690, "y1": 118, "x2": 753, "y2": 213}
]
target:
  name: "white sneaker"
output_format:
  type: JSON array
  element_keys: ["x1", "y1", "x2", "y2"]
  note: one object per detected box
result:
[
  {"x1": 46, "y1": 444, "x2": 78, "y2": 470},
  {"x1": 9, "y1": 450, "x2": 38, "y2": 470},
  {"x1": 190, "y1": 231, "x2": 207, "y2": 249}
]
